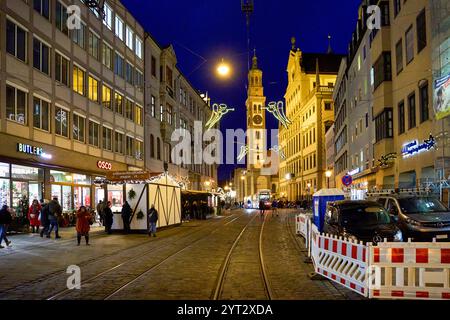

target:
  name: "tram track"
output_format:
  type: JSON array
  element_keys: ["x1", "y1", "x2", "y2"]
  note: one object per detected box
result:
[
  {"x1": 46, "y1": 213, "x2": 245, "y2": 300},
  {"x1": 212, "y1": 211, "x2": 273, "y2": 300}
]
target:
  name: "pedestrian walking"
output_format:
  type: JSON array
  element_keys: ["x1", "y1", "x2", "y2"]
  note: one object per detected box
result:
[
  {"x1": 272, "y1": 199, "x2": 279, "y2": 217},
  {"x1": 259, "y1": 200, "x2": 265, "y2": 217},
  {"x1": 28, "y1": 199, "x2": 41, "y2": 234},
  {"x1": 0, "y1": 205, "x2": 12, "y2": 248},
  {"x1": 47, "y1": 197, "x2": 62, "y2": 239},
  {"x1": 96, "y1": 200, "x2": 104, "y2": 226},
  {"x1": 147, "y1": 205, "x2": 158, "y2": 237},
  {"x1": 40, "y1": 200, "x2": 50, "y2": 237},
  {"x1": 76, "y1": 206, "x2": 92, "y2": 246},
  {"x1": 121, "y1": 201, "x2": 132, "y2": 234},
  {"x1": 104, "y1": 201, "x2": 113, "y2": 235}
]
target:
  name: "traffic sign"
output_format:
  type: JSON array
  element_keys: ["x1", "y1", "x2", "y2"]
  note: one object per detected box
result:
[{"x1": 342, "y1": 175, "x2": 353, "y2": 187}]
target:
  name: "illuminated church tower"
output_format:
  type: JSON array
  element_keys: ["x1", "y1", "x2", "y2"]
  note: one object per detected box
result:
[{"x1": 246, "y1": 52, "x2": 267, "y2": 169}]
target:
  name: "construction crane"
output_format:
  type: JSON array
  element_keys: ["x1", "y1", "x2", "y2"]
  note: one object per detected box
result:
[{"x1": 241, "y1": 0, "x2": 254, "y2": 71}]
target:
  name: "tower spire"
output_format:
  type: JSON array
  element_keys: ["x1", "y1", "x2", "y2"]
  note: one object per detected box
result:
[
  {"x1": 327, "y1": 34, "x2": 333, "y2": 54},
  {"x1": 252, "y1": 49, "x2": 258, "y2": 69}
]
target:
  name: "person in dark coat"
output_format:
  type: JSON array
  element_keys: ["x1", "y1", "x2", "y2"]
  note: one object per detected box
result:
[
  {"x1": 40, "y1": 200, "x2": 50, "y2": 237},
  {"x1": 121, "y1": 201, "x2": 132, "y2": 234},
  {"x1": 0, "y1": 205, "x2": 12, "y2": 248},
  {"x1": 47, "y1": 197, "x2": 62, "y2": 239},
  {"x1": 104, "y1": 201, "x2": 113, "y2": 235},
  {"x1": 147, "y1": 205, "x2": 158, "y2": 237},
  {"x1": 96, "y1": 200, "x2": 104, "y2": 226},
  {"x1": 259, "y1": 200, "x2": 265, "y2": 217}
]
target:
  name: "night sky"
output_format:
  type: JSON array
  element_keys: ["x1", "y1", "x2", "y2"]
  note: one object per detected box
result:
[{"x1": 120, "y1": 0, "x2": 361, "y2": 183}]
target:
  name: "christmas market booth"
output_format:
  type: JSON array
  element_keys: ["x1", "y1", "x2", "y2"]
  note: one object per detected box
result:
[
  {"x1": 181, "y1": 190, "x2": 219, "y2": 220},
  {"x1": 98, "y1": 171, "x2": 184, "y2": 232}
]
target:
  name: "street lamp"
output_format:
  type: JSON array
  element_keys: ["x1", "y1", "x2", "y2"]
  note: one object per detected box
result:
[
  {"x1": 325, "y1": 170, "x2": 332, "y2": 189},
  {"x1": 217, "y1": 59, "x2": 231, "y2": 78}
]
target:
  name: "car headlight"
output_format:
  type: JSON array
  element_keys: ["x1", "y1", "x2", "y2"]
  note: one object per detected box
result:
[
  {"x1": 394, "y1": 230, "x2": 403, "y2": 242},
  {"x1": 406, "y1": 218, "x2": 421, "y2": 227}
]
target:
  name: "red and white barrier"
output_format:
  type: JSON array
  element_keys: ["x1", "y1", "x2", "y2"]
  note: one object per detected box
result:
[
  {"x1": 369, "y1": 241, "x2": 450, "y2": 300},
  {"x1": 310, "y1": 224, "x2": 369, "y2": 296}
]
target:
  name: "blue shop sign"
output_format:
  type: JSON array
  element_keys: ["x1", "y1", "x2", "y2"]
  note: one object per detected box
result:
[{"x1": 401, "y1": 135, "x2": 436, "y2": 158}]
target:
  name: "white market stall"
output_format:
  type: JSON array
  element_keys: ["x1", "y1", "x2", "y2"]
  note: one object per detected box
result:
[{"x1": 101, "y1": 171, "x2": 183, "y2": 232}]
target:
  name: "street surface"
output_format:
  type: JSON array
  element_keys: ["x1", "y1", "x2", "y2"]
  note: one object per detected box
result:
[{"x1": 0, "y1": 209, "x2": 362, "y2": 300}]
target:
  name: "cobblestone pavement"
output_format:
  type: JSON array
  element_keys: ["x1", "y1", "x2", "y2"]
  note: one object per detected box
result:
[{"x1": 0, "y1": 209, "x2": 364, "y2": 300}]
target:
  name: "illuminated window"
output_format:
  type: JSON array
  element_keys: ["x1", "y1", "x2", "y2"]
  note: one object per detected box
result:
[
  {"x1": 126, "y1": 26, "x2": 134, "y2": 49},
  {"x1": 73, "y1": 65, "x2": 85, "y2": 96},
  {"x1": 88, "y1": 76, "x2": 99, "y2": 102},
  {"x1": 102, "y1": 85, "x2": 112, "y2": 109},
  {"x1": 114, "y1": 92, "x2": 123, "y2": 115},
  {"x1": 135, "y1": 105, "x2": 143, "y2": 126},
  {"x1": 115, "y1": 15, "x2": 124, "y2": 40}
]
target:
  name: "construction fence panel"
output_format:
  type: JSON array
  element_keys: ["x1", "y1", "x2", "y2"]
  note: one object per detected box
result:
[{"x1": 369, "y1": 241, "x2": 450, "y2": 300}]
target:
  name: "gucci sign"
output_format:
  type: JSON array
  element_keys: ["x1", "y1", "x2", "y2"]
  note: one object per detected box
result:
[{"x1": 97, "y1": 161, "x2": 112, "y2": 171}]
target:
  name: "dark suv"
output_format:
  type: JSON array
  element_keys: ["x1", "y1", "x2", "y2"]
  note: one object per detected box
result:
[
  {"x1": 324, "y1": 200, "x2": 402, "y2": 244},
  {"x1": 368, "y1": 194, "x2": 450, "y2": 242}
]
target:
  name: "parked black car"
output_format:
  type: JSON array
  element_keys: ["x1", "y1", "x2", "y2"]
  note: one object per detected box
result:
[
  {"x1": 324, "y1": 200, "x2": 403, "y2": 244},
  {"x1": 368, "y1": 194, "x2": 450, "y2": 242}
]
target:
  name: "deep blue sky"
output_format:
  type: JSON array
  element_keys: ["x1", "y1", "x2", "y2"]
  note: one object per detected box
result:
[{"x1": 121, "y1": 0, "x2": 361, "y2": 183}]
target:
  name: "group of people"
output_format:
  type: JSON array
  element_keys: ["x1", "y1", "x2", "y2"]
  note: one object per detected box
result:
[
  {"x1": 96, "y1": 200, "x2": 159, "y2": 237},
  {"x1": 0, "y1": 197, "x2": 161, "y2": 249},
  {"x1": 182, "y1": 200, "x2": 211, "y2": 221}
]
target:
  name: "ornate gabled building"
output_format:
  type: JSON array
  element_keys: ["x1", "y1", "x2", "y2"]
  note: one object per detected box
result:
[{"x1": 278, "y1": 39, "x2": 343, "y2": 201}]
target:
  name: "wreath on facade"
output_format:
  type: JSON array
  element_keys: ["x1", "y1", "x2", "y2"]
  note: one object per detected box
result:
[
  {"x1": 136, "y1": 210, "x2": 144, "y2": 220},
  {"x1": 128, "y1": 189, "x2": 137, "y2": 200}
]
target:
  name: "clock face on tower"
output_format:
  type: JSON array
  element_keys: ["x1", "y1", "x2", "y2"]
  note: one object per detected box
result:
[{"x1": 253, "y1": 115, "x2": 263, "y2": 125}]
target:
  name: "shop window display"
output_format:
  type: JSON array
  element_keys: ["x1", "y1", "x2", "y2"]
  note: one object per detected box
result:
[
  {"x1": 108, "y1": 185, "x2": 123, "y2": 213},
  {"x1": 0, "y1": 179, "x2": 11, "y2": 206}
]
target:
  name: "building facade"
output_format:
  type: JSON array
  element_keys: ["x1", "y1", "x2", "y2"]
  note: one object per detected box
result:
[
  {"x1": 0, "y1": 0, "x2": 217, "y2": 217},
  {"x1": 333, "y1": 0, "x2": 376, "y2": 199},
  {"x1": 279, "y1": 40, "x2": 342, "y2": 201},
  {"x1": 144, "y1": 36, "x2": 217, "y2": 193},
  {"x1": 331, "y1": 0, "x2": 449, "y2": 203},
  {"x1": 0, "y1": 0, "x2": 146, "y2": 213},
  {"x1": 371, "y1": 0, "x2": 437, "y2": 190}
]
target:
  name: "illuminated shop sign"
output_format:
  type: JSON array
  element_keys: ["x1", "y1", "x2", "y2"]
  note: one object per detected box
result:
[
  {"x1": 17, "y1": 143, "x2": 52, "y2": 159},
  {"x1": 97, "y1": 161, "x2": 112, "y2": 171},
  {"x1": 348, "y1": 168, "x2": 361, "y2": 176},
  {"x1": 401, "y1": 135, "x2": 436, "y2": 158}
]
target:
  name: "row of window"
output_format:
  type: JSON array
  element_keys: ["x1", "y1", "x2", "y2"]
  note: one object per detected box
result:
[
  {"x1": 395, "y1": 9, "x2": 427, "y2": 75},
  {"x1": 5, "y1": 84, "x2": 143, "y2": 158},
  {"x1": 398, "y1": 84, "x2": 429, "y2": 134},
  {"x1": 7, "y1": 18, "x2": 144, "y2": 91},
  {"x1": 41, "y1": 0, "x2": 143, "y2": 59}
]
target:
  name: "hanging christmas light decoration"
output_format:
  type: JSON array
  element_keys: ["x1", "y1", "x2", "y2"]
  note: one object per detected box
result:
[
  {"x1": 206, "y1": 104, "x2": 235, "y2": 129},
  {"x1": 265, "y1": 101, "x2": 292, "y2": 129},
  {"x1": 270, "y1": 145, "x2": 286, "y2": 160},
  {"x1": 237, "y1": 145, "x2": 249, "y2": 162}
]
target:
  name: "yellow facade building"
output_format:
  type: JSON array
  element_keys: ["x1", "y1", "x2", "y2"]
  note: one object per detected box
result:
[{"x1": 279, "y1": 40, "x2": 342, "y2": 201}]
